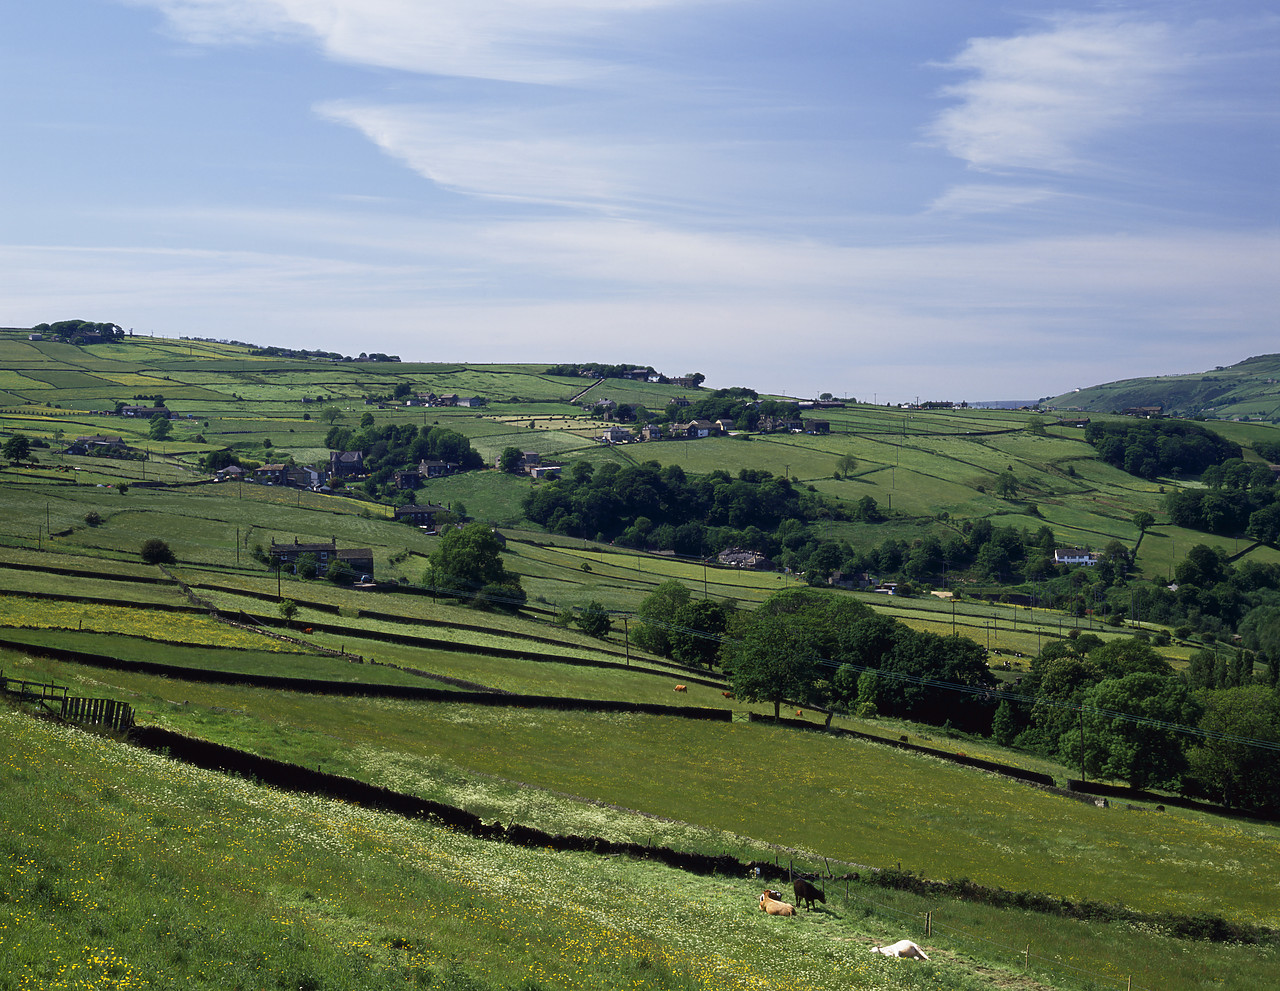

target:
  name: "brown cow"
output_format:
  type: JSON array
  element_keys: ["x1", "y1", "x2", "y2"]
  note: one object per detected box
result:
[
  {"x1": 673, "y1": 685, "x2": 687, "y2": 693},
  {"x1": 758, "y1": 891, "x2": 795, "y2": 917}
]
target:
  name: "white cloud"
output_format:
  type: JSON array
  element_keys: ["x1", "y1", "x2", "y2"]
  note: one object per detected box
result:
[
  {"x1": 3, "y1": 221, "x2": 1275, "y2": 400},
  {"x1": 317, "y1": 102, "x2": 637, "y2": 209},
  {"x1": 125, "y1": 0, "x2": 709, "y2": 82},
  {"x1": 927, "y1": 184, "x2": 1057, "y2": 215},
  {"x1": 928, "y1": 14, "x2": 1184, "y2": 173}
]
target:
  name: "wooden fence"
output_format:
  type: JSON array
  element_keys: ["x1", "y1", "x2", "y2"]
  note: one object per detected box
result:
[
  {"x1": 60, "y1": 695, "x2": 135, "y2": 732},
  {"x1": 1, "y1": 672, "x2": 134, "y2": 732}
]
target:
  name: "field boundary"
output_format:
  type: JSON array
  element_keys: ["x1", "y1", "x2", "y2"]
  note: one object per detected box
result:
[
  {"x1": 0, "y1": 634, "x2": 730, "y2": 718},
  {"x1": 123, "y1": 722, "x2": 1278, "y2": 947}
]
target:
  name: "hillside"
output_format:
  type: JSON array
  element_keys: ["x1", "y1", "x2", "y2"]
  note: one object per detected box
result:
[
  {"x1": 3, "y1": 327, "x2": 1280, "y2": 990},
  {"x1": 1045, "y1": 353, "x2": 1280, "y2": 421}
]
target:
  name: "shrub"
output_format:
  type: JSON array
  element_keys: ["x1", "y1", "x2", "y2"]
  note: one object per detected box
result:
[
  {"x1": 140, "y1": 538, "x2": 175, "y2": 565},
  {"x1": 83, "y1": 511, "x2": 102, "y2": 527}
]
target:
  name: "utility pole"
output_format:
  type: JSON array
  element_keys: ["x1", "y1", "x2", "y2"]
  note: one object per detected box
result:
[{"x1": 1078, "y1": 706, "x2": 1087, "y2": 781}]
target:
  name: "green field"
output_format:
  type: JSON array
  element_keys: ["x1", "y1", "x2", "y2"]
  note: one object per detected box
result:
[{"x1": 3, "y1": 330, "x2": 1280, "y2": 990}]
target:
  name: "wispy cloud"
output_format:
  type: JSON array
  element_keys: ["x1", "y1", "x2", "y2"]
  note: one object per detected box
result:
[
  {"x1": 125, "y1": 0, "x2": 708, "y2": 83},
  {"x1": 927, "y1": 183, "x2": 1058, "y2": 215},
  {"x1": 316, "y1": 102, "x2": 639, "y2": 209},
  {"x1": 928, "y1": 13, "x2": 1183, "y2": 173}
]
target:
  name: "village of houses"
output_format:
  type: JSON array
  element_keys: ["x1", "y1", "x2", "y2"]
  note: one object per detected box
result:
[{"x1": 55, "y1": 389, "x2": 1105, "y2": 588}]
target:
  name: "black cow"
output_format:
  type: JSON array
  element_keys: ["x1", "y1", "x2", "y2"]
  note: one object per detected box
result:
[{"x1": 792, "y1": 877, "x2": 826, "y2": 911}]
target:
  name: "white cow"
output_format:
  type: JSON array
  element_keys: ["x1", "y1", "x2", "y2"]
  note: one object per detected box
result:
[{"x1": 870, "y1": 939, "x2": 930, "y2": 960}]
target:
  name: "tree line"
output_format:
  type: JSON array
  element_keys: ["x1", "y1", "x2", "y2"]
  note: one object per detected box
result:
[
  {"x1": 521, "y1": 460, "x2": 851, "y2": 560},
  {"x1": 1164, "y1": 457, "x2": 1280, "y2": 544},
  {"x1": 635, "y1": 582, "x2": 1280, "y2": 813},
  {"x1": 1084, "y1": 419, "x2": 1240, "y2": 479}
]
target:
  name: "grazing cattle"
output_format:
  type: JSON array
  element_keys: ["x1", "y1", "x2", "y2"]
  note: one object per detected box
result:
[
  {"x1": 758, "y1": 891, "x2": 796, "y2": 917},
  {"x1": 898, "y1": 735, "x2": 909, "y2": 743},
  {"x1": 722, "y1": 691, "x2": 734, "y2": 698},
  {"x1": 795, "y1": 709, "x2": 803, "y2": 717},
  {"x1": 792, "y1": 877, "x2": 825, "y2": 911},
  {"x1": 871, "y1": 940, "x2": 929, "y2": 960},
  {"x1": 673, "y1": 685, "x2": 687, "y2": 693}
]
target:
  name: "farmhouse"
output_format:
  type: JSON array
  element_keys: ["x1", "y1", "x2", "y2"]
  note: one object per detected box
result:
[
  {"x1": 758, "y1": 415, "x2": 802, "y2": 433},
  {"x1": 717, "y1": 547, "x2": 774, "y2": 570},
  {"x1": 418, "y1": 459, "x2": 460, "y2": 478},
  {"x1": 65, "y1": 435, "x2": 127, "y2": 455},
  {"x1": 601, "y1": 425, "x2": 633, "y2": 444},
  {"x1": 328, "y1": 450, "x2": 365, "y2": 477},
  {"x1": 1054, "y1": 548, "x2": 1099, "y2": 566},
  {"x1": 828, "y1": 570, "x2": 872, "y2": 590},
  {"x1": 675, "y1": 419, "x2": 717, "y2": 439},
  {"x1": 254, "y1": 463, "x2": 290, "y2": 485},
  {"x1": 393, "y1": 503, "x2": 449, "y2": 527},
  {"x1": 393, "y1": 468, "x2": 421, "y2": 489},
  {"x1": 805, "y1": 419, "x2": 830, "y2": 434},
  {"x1": 268, "y1": 539, "x2": 374, "y2": 577},
  {"x1": 118, "y1": 404, "x2": 169, "y2": 418}
]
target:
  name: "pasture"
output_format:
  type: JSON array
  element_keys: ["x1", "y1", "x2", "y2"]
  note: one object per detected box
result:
[{"x1": 4, "y1": 331, "x2": 1280, "y2": 989}]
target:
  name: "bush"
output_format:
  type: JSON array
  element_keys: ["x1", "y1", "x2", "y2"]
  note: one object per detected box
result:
[
  {"x1": 140, "y1": 538, "x2": 175, "y2": 565},
  {"x1": 83, "y1": 511, "x2": 102, "y2": 527},
  {"x1": 576, "y1": 600, "x2": 613, "y2": 639}
]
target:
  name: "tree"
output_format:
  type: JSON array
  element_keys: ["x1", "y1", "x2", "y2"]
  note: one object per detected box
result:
[
  {"x1": 576, "y1": 600, "x2": 613, "y2": 639},
  {"x1": 1063, "y1": 672, "x2": 1201, "y2": 789},
  {"x1": 1246, "y1": 503, "x2": 1280, "y2": 546},
  {"x1": 83, "y1": 510, "x2": 102, "y2": 527},
  {"x1": 837, "y1": 453, "x2": 859, "y2": 475},
  {"x1": 140, "y1": 538, "x2": 175, "y2": 565},
  {"x1": 1132, "y1": 511, "x2": 1155, "y2": 535},
  {"x1": 995, "y1": 471, "x2": 1020, "y2": 498},
  {"x1": 2, "y1": 433, "x2": 32, "y2": 464},
  {"x1": 670, "y1": 599, "x2": 729, "y2": 668},
  {"x1": 148, "y1": 414, "x2": 172, "y2": 441},
  {"x1": 498, "y1": 446, "x2": 525, "y2": 474},
  {"x1": 278, "y1": 599, "x2": 298, "y2": 627},
  {"x1": 427, "y1": 522, "x2": 523, "y2": 609},
  {"x1": 321, "y1": 406, "x2": 343, "y2": 424},
  {"x1": 326, "y1": 559, "x2": 355, "y2": 585},
  {"x1": 633, "y1": 580, "x2": 692, "y2": 657},
  {"x1": 1187, "y1": 686, "x2": 1280, "y2": 811},
  {"x1": 723, "y1": 610, "x2": 820, "y2": 720}
]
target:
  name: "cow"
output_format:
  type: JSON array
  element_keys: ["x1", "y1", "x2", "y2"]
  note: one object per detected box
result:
[
  {"x1": 758, "y1": 891, "x2": 795, "y2": 917},
  {"x1": 792, "y1": 877, "x2": 825, "y2": 911},
  {"x1": 673, "y1": 684, "x2": 687, "y2": 693},
  {"x1": 870, "y1": 940, "x2": 929, "y2": 960}
]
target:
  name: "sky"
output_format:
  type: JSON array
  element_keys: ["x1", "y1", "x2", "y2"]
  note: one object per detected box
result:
[{"x1": 2, "y1": 1, "x2": 1277, "y2": 402}]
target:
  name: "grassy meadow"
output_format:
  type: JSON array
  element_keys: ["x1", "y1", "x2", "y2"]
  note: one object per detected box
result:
[{"x1": 4, "y1": 331, "x2": 1280, "y2": 989}]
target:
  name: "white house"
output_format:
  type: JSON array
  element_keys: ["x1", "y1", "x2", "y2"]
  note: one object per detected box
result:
[{"x1": 1054, "y1": 549, "x2": 1099, "y2": 566}]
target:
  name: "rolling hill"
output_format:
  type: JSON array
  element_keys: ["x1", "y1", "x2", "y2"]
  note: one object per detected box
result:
[
  {"x1": 2, "y1": 326, "x2": 1280, "y2": 991},
  {"x1": 1045, "y1": 353, "x2": 1280, "y2": 422}
]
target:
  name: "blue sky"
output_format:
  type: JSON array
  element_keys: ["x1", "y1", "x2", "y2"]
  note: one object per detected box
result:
[{"x1": 2, "y1": 1, "x2": 1276, "y2": 401}]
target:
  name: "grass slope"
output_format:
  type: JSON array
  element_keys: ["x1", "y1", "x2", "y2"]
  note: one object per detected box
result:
[{"x1": 1045, "y1": 353, "x2": 1280, "y2": 422}]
